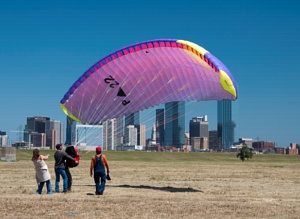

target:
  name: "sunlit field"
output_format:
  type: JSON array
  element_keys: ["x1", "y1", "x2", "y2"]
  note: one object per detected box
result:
[{"x1": 0, "y1": 149, "x2": 300, "y2": 219}]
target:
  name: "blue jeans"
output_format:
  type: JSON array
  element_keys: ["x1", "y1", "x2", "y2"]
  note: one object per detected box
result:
[
  {"x1": 36, "y1": 180, "x2": 52, "y2": 194},
  {"x1": 55, "y1": 168, "x2": 68, "y2": 192},
  {"x1": 94, "y1": 172, "x2": 106, "y2": 194}
]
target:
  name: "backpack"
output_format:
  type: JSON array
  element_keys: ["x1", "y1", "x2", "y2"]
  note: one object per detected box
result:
[{"x1": 65, "y1": 146, "x2": 80, "y2": 168}]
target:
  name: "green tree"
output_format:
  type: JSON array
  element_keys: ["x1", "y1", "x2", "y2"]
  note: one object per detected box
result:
[{"x1": 236, "y1": 144, "x2": 253, "y2": 161}]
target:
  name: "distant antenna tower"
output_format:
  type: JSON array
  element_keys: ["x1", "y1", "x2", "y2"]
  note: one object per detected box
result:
[
  {"x1": 10, "y1": 125, "x2": 24, "y2": 142},
  {"x1": 17, "y1": 125, "x2": 23, "y2": 142}
]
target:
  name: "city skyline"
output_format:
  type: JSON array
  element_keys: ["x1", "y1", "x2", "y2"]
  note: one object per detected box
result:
[
  {"x1": 0, "y1": 1, "x2": 299, "y2": 147},
  {"x1": 0, "y1": 108, "x2": 294, "y2": 148}
]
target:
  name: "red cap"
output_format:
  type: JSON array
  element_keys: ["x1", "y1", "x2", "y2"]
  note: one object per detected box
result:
[{"x1": 96, "y1": 146, "x2": 102, "y2": 153}]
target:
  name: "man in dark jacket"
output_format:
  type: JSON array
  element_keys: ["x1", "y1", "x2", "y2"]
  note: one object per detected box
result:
[{"x1": 54, "y1": 143, "x2": 77, "y2": 193}]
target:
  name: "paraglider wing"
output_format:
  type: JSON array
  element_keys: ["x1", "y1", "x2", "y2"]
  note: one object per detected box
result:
[{"x1": 60, "y1": 39, "x2": 238, "y2": 124}]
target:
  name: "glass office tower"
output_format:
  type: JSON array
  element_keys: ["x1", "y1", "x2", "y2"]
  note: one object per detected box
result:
[
  {"x1": 164, "y1": 101, "x2": 185, "y2": 148},
  {"x1": 65, "y1": 116, "x2": 76, "y2": 145},
  {"x1": 155, "y1": 109, "x2": 165, "y2": 146},
  {"x1": 217, "y1": 100, "x2": 234, "y2": 150},
  {"x1": 125, "y1": 112, "x2": 140, "y2": 127}
]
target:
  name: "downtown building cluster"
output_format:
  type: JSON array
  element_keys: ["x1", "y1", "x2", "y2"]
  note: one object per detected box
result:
[
  {"x1": 0, "y1": 100, "x2": 235, "y2": 151},
  {"x1": 63, "y1": 100, "x2": 235, "y2": 151},
  {"x1": 2, "y1": 100, "x2": 297, "y2": 153},
  {"x1": 0, "y1": 117, "x2": 64, "y2": 150}
]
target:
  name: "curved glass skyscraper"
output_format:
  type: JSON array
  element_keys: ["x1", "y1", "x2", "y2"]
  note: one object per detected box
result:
[
  {"x1": 164, "y1": 101, "x2": 185, "y2": 148},
  {"x1": 217, "y1": 100, "x2": 234, "y2": 150}
]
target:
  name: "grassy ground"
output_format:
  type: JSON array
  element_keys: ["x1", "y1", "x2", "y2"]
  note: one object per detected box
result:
[{"x1": 0, "y1": 149, "x2": 300, "y2": 219}]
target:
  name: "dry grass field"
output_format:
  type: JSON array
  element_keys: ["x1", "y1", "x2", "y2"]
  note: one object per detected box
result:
[{"x1": 0, "y1": 149, "x2": 300, "y2": 219}]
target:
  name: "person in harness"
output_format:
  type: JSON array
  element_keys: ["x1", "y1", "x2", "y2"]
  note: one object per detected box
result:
[
  {"x1": 65, "y1": 145, "x2": 80, "y2": 192},
  {"x1": 90, "y1": 146, "x2": 110, "y2": 195}
]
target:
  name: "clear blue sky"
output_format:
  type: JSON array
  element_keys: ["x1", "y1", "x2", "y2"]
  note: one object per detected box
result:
[{"x1": 1, "y1": 0, "x2": 299, "y2": 146}]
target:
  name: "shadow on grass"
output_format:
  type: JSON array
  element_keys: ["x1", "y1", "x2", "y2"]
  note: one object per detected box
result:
[
  {"x1": 115, "y1": 184, "x2": 203, "y2": 193},
  {"x1": 82, "y1": 184, "x2": 203, "y2": 194}
]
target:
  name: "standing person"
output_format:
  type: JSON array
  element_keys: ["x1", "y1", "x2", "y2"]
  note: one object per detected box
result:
[
  {"x1": 54, "y1": 143, "x2": 77, "y2": 193},
  {"x1": 90, "y1": 146, "x2": 110, "y2": 195},
  {"x1": 65, "y1": 166, "x2": 72, "y2": 192},
  {"x1": 65, "y1": 145, "x2": 80, "y2": 192},
  {"x1": 31, "y1": 149, "x2": 52, "y2": 194}
]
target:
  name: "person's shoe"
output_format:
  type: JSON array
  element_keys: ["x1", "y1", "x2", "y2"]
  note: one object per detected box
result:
[
  {"x1": 46, "y1": 191, "x2": 53, "y2": 194},
  {"x1": 99, "y1": 191, "x2": 103, "y2": 195}
]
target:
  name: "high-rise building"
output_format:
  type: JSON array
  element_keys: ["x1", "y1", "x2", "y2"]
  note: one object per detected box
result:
[
  {"x1": 135, "y1": 124, "x2": 146, "y2": 146},
  {"x1": 189, "y1": 116, "x2": 209, "y2": 138},
  {"x1": 115, "y1": 116, "x2": 124, "y2": 147},
  {"x1": 217, "y1": 100, "x2": 234, "y2": 150},
  {"x1": 124, "y1": 125, "x2": 137, "y2": 145},
  {"x1": 209, "y1": 130, "x2": 218, "y2": 150},
  {"x1": 151, "y1": 124, "x2": 156, "y2": 141},
  {"x1": 189, "y1": 116, "x2": 209, "y2": 151},
  {"x1": 184, "y1": 132, "x2": 190, "y2": 145},
  {"x1": 155, "y1": 109, "x2": 165, "y2": 146},
  {"x1": 165, "y1": 101, "x2": 185, "y2": 148},
  {"x1": 125, "y1": 112, "x2": 140, "y2": 127},
  {"x1": 65, "y1": 116, "x2": 76, "y2": 145},
  {"x1": 103, "y1": 116, "x2": 125, "y2": 150},
  {"x1": 124, "y1": 112, "x2": 140, "y2": 144},
  {"x1": 26, "y1": 116, "x2": 50, "y2": 133},
  {"x1": 46, "y1": 120, "x2": 64, "y2": 149},
  {"x1": 103, "y1": 119, "x2": 116, "y2": 150},
  {"x1": 25, "y1": 116, "x2": 50, "y2": 147}
]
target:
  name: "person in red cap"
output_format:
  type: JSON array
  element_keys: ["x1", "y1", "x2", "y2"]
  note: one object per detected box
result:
[{"x1": 90, "y1": 146, "x2": 110, "y2": 195}]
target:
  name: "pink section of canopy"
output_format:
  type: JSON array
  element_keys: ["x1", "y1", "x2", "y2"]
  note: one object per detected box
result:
[{"x1": 62, "y1": 46, "x2": 234, "y2": 124}]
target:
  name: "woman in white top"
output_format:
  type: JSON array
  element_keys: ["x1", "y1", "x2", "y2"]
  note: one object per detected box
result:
[{"x1": 32, "y1": 149, "x2": 52, "y2": 194}]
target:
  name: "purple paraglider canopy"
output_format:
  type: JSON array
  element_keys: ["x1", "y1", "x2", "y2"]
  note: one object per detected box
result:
[{"x1": 60, "y1": 39, "x2": 238, "y2": 124}]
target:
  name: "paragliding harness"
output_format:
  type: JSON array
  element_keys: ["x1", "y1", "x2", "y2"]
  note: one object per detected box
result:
[{"x1": 65, "y1": 146, "x2": 80, "y2": 168}]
